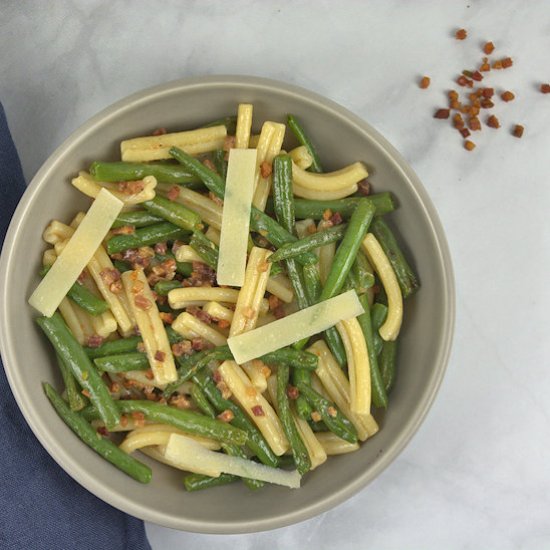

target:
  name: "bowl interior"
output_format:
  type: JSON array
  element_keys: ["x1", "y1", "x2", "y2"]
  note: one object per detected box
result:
[{"x1": 0, "y1": 76, "x2": 454, "y2": 533}]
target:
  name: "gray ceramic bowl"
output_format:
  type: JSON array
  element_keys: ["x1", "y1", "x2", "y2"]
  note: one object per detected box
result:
[{"x1": 0, "y1": 76, "x2": 454, "y2": 533}]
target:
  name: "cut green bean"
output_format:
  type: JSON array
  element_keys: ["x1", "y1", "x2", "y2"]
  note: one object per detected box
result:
[
  {"x1": 43, "y1": 383, "x2": 151, "y2": 483},
  {"x1": 379, "y1": 340, "x2": 397, "y2": 393},
  {"x1": 371, "y1": 217, "x2": 419, "y2": 298},
  {"x1": 319, "y1": 199, "x2": 376, "y2": 302},
  {"x1": 84, "y1": 336, "x2": 143, "y2": 359},
  {"x1": 112, "y1": 260, "x2": 131, "y2": 273},
  {"x1": 37, "y1": 313, "x2": 120, "y2": 429},
  {"x1": 287, "y1": 114, "x2": 323, "y2": 173},
  {"x1": 371, "y1": 303, "x2": 388, "y2": 357},
  {"x1": 290, "y1": 193, "x2": 395, "y2": 219},
  {"x1": 116, "y1": 400, "x2": 247, "y2": 445},
  {"x1": 164, "y1": 345, "x2": 234, "y2": 395},
  {"x1": 212, "y1": 149, "x2": 228, "y2": 182},
  {"x1": 39, "y1": 265, "x2": 109, "y2": 316},
  {"x1": 324, "y1": 327, "x2": 348, "y2": 368},
  {"x1": 94, "y1": 353, "x2": 149, "y2": 373},
  {"x1": 269, "y1": 224, "x2": 347, "y2": 264},
  {"x1": 261, "y1": 348, "x2": 318, "y2": 371},
  {"x1": 184, "y1": 472, "x2": 237, "y2": 491},
  {"x1": 107, "y1": 222, "x2": 188, "y2": 255},
  {"x1": 112, "y1": 210, "x2": 165, "y2": 229},
  {"x1": 189, "y1": 231, "x2": 219, "y2": 269},
  {"x1": 352, "y1": 249, "x2": 375, "y2": 291},
  {"x1": 169, "y1": 147, "x2": 317, "y2": 265},
  {"x1": 89, "y1": 161, "x2": 199, "y2": 184},
  {"x1": 296, "y1": 383, "x2": 357, "y2": 444},
  {"x1": 302, "y1": 263, "x2": 322, "y2": 305},
  {"x1": 357, "y1": 295, "x2": 388, "y2": 409},
  {"x1": 143, "y1": 196, "x2": 201, "y2": 231},
  {"x1": 56, "y1": 354, "x2": 87, "y2": 411},
  {"x1": 277, "y1": 365, "x2": 311, "y2": 475},
  {"x1": 154, "y1": 280, "x2": 182, "y2": 296},
  {"x1": 292, "y1": 367, "x2": 313, "y2": 420},
  {"x1": 165, "y1": 325, "x2": 184, "y2": 345},
  {"x1": 192, "y1": 370, "x2": 279, "y2": 468},
  {"x1": 191, "y1": 384, "x2": 216, "y2": 419}
]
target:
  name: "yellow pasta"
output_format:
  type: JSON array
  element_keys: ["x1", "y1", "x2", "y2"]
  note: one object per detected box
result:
[
  {"x1": 71, "y1": 172, "x2": 157, "y2": 204},
  {"x1": 121, "y1": 269, "x2": 176, "y2": 385},
  {"x1": 362, "y1": 233, "x2": 403, "y2": 341},
  {"x1": 120, "y1": 125, "x2": 227, "y2": 162},
  {"x1": 235, "y1": 103, "x2": 253, "y2": 149},
  {"x1": 172, "y1": 312, "x2": 228, "y2": 346}
]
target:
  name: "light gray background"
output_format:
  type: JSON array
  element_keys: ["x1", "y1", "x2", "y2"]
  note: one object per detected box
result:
[{"x1": 2, "y1": 1, "x2": 549, "y2": 548}]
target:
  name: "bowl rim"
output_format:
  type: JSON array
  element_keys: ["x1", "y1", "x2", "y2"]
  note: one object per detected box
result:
[{"x1": 0, "y1": 75, "x2": 455, "y2": 534}]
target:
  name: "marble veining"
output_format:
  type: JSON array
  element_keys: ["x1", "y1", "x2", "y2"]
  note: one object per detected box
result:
[{"x1": 1, "y1": 1, "x2": 549, "y2": 548}]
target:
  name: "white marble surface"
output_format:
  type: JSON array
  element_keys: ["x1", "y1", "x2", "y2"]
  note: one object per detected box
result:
[{"x1": 2, "y1": 1, "x2": 550, "y2": 548}]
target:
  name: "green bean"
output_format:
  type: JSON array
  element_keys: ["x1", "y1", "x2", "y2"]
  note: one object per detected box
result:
[
  {"x1": 94, "y1": 353, "x2": 149, "y2": 373},
  {"x1": 169, "y1": 147, "x2": 317, "y2": 265},
  {"x1": 356, "y1": 295, "x2": 388, "y2": 409},
  {"x1": 201, "y1": 115, "x2": 237, "y2": 135},
  {"x1": 154, "y1": 280, "x2": 182, "y2": 296},
  {"x1": 212, "y1": 149, "x2": 228, "y2": 182},
  {"x1": 288, "y1": 193, "x2": 396, "y2": 220},
  {"x1": 307, "y1": 419, "x2": 328, "y2": 432},
  {"x1": 112, "y1": 210, "x2": 164, "y2": 229},
  {"x1": 272, "y1": 155, "x2": 295, "y2": 233},
  {"x1": 37, "y1": 314, "x2": 120, "y2": 429},
  {"x1": 191, "y1": 384, "x2": 216, "y2": 418},
  {"x1": 262, "y1": 348, "x2": 318, "y2": 370},
  {"x1": 287, "y1": 114, "x2": 323, "y2": 173},
  {"x1": 153, "y1": 252, "x2": 192, "y2": 277},
  {"x1": 43, "y1": 383, "x2": 151, "y2": 483},
  {"x1": 371, "y1": 303, "x2": 388, "y2": 356},
  {"x1": 89, "y1": 161, "x2": 199, "y2": 184},
  {"x1": 268, "y1": 224, "x2": 347, "y2": 264},
  {"x1": 277, "y1": 365, "x2": 311, "y2": 475},
  {"x1": 165, "y1": 325, "x2": 184, "y2": 345},
  {"x1": 143, "y1": 196, "x2": 201, "y2": 231},
  {"x1": 379, "y1": 340, "x2": 397, "y2": 393},
  {"x1": 164, "y1": 345, "x2": 234, "y2": 395},
  {"x1": 189, "y1": 231, "x2": 218, "y2": 269},
  {"x1": 116, "y1": 400, "x2": 247, "y2": 445},
  {"x1": 371, "y1": 217, "x2": 419, "y2": 298},
  {"x1": 272, "y1": 154, "x2": 312, "y2": 325},
  {"x1": 56, "y1": 354, "x2": 87, "y2": 411},
  {"x1": 112, "y1": 260, "x2": 131, "y2": 273},
  {"x1": 85, "y1": 336, "x2": 143, "y2": 359},
  {"x1": 302, "y1": 263, "x2": 322, "y2": 305},
  {"x1": 319, "y1": 199, "x2": 376, "y2": 302},
  {"x1": 39, "y1": 265, "x2": 109, "y2": 316},
  {"x1": 352, "y1": 249, "x2": 375, "y2": 291},
  {"x1": 184, "y1": 472, "x2": 237, "y2": 491},
  {"x1": 193, "y1": 370, "x2": 279, "y2": 468},
  {"x1": 324, "y1": 327, "x2": 348, "y2": 368},
  {"x1": 107, "y1": 222, "x2": 188, "y2": 255},
  {"x1": 292, "y1": 368, "x2": 313, "y2": 420},
  {"x1": 296, "y1": 383, "x2": 357, "y2": 444}
]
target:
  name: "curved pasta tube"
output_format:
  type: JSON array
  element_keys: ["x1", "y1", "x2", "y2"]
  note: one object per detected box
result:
[
  {"x1": 292, "y1": 180, "x2": 358, "y2": 200},
  {"x1": 168, "y1": 287, "x2": 240, "y2": 310},
  {"x1": 288, "y1": 145, "x2": 313, "y2": 170},
  {"x1": 314, "y1": 432, "x2": 360, "y2": 455},
  {"x1": 72, "y1": 172, "x2": 157, "y2": 205},
  {"x1": 292, "y1": 161, "x2": 368, "y2": 192},
  {"x1": 362, "y1": 233, "x2": 403, "y2": 341},
  {"x1": 336, "y1": 318, "x2": 371, "y2": 416}
]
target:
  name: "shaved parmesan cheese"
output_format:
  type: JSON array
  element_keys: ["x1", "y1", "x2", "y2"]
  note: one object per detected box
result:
[
  {"x1": 29, "y1": 189, "x2": 123, "y2": 317},
  {"x1": 163, "y1": 433, "x2": 301, "y2": 488},
  {"x1": 228, "y1": 290, "x2": 364, "y2": 364},
  {"x1": 217, "y1": 148, "x2": 258, "y2": 286}
]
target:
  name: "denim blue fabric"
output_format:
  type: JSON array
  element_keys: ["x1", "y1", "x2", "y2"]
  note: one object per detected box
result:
[{"x1": 0, "y1": 104, "x2": 151, "y2": 550}]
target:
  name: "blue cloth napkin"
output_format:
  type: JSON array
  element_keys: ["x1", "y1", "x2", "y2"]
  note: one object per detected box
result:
[{"x1": 0, "y1": 104, "x2": 152, "y2": 550}]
